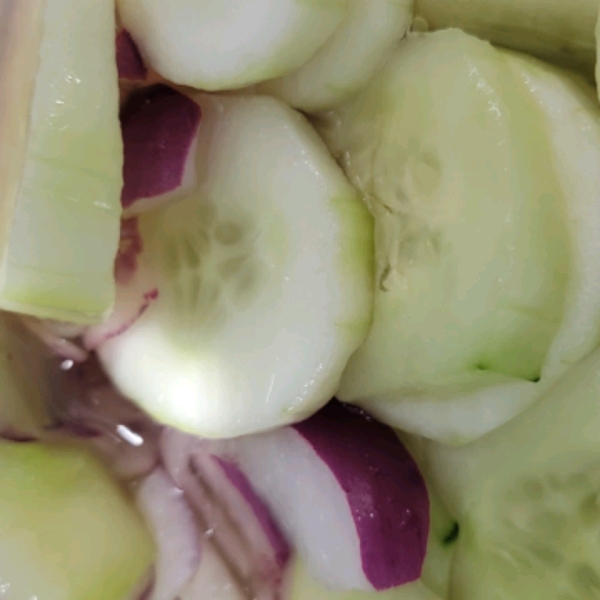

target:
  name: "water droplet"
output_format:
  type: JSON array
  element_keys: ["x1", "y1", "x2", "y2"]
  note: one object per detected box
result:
[{"x1": 116, "y1": 424, "x2": 144, "y2": 447}]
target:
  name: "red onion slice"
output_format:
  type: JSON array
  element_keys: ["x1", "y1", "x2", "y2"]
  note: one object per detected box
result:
[
  {"x1": 206, "y1": 402, "x2": 430, "y2": 591},
  {"x1": 84, "y1": 219, "x2": 160, "y2": 351},
  {"x1": 120, "y1": 84, "x2": 201, "y2": 215},
  {"x1": 160, "y1": 428, "x2": 291, "y2": 599},
  {"x1": 117, "y1": 29, "x2": 147, "y2": 81},
  {"x1": 179, "y1": 541, "x2": 251, "y2": 600},
  {"x1": 136, "y1": 468, "x2": 202, "y2": 600}
]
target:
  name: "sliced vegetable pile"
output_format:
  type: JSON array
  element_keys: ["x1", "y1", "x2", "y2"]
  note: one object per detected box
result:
[{"x1": 3, "y1": 0, "x2": 600, "y2": 598}]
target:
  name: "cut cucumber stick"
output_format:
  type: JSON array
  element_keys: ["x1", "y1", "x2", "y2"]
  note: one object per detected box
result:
[
  {"x1": 0, "y1": 0, "x2": 122, "y2": 323},
  {"x1": 93, "y1": 93, "x2": 374, "y2": 438}
]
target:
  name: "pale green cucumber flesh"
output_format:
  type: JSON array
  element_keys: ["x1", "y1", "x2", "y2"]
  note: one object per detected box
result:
[
  {"x1": 342, "y1": 32, "x2": 569, "y2": 393},
  {"x1": 320, "y1": 28, "x2": 600, "y2": 444},
  {"x1": 414, "y1": 0, "x2": 598, "y2": 75},
  {"x1": 449, "y1": 465, "x2": 600, "y2": 600},
  {"x1": 596, "y1": 11, "x2": 600, "y2": 99},
  {"x1": 118, "y1": 0, "x2": 351, "y2": 90},
  {"x1": 289, "y1": 560, "x2": 442, "y2": 600},
  {"x1": 422, "y1": 347, "x2": 600, "y2": 600},
  {"x1": 260, "y1": 0, "x2": 414, "y2": 112},
  {"x1": 399, "y1": 431, "x2": 458, "y2": 597},
  {"x1": 99, "y1": 94, "x2": 373, "y2": 438},
  {"x1": 330, "y1": 29, "x2": 568, "y2": 393},
  {"x1": 0, "y1": 314, "x2": 53, "y2": 433},
  {"x1": 0, "y1": 0, "x2": 122, "y2": 323},
  {"x1": 0, "y1": 441, "x2": 154, "y2": 600},
  {"x1": 421, "y1": 493, "x2": 459, "y2": 598}
]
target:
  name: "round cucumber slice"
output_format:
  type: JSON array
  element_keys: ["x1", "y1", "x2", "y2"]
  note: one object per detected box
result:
[
  {"x1": 419, "y1": 346, "x2": 600, "y2": 600},
  {"x1": 0, "y1": 0, "x2": 122, "y2": 323},
  {"x1": 259, "y1": 0, "x2": 413, "y2": 112},
  {"x1": 322, "y1": 29, "x2": 600, "y2": 444},
  {"x1": 415, "y1": 0, "x2": 598, "y2": 75},
  {"x1": 117, "y1": 0, "x2": 350, "y2": 91},
  {"x1": 0, "y1": 441, "x2": 153, "y2": 600},
  {"x1": 95, "y1": 94, "x2": 373, "y2": 438}
]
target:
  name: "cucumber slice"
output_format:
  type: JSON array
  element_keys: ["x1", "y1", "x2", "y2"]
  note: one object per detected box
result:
[
  {"x1": 96, "y1": 94, "x2": 373, "y2": 438},
  {"x1": 414, "y1": 0, "x2": 598, "y2": 75},
  {"x1": 289, "y1": 560, "x2": 442, "y2": 600},
  {"x1": 117, "y1": 0, "x2": 350, "y2": 91},
  {"x1": 322, "y1": 30, "x2": 600, "y2": 444},
  {"x1": 419, "y1": 345, "x2": 600, "y2": 600},
  {"x1": 259, "y1": 0, "x2": 413, "y2": 112},
  {"x1": 0, "y1": 441, "x2": 153, "y2": 600},
  {"x1": 0, "y1": 0, "x2": 122, "y2": 323}
]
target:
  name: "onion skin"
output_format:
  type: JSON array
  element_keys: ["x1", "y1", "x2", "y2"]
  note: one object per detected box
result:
[
  {"x1": 117, "y1": 29, "x2": 147, "y2": 81},
  {"x1": 119, "y1": 85, "x2": 201, "y2": 212},
  {"x1": 160, "y1": 427, "x2": 291, "y2": 598},
  {"x1": 136, "y1": 468, "x2": 202, "y2": 600},
  {"x1": 200, "y1": 401, "x2": 430, "y2": 591}
]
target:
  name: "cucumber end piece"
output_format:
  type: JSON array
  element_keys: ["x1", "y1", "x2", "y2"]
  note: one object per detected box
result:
[
  {"x1": 0, "y1": 441, "x2": 154, "y2": 600},
  {"x1": 0, "y1": 0, "x2": 122, "y2": 324}
]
